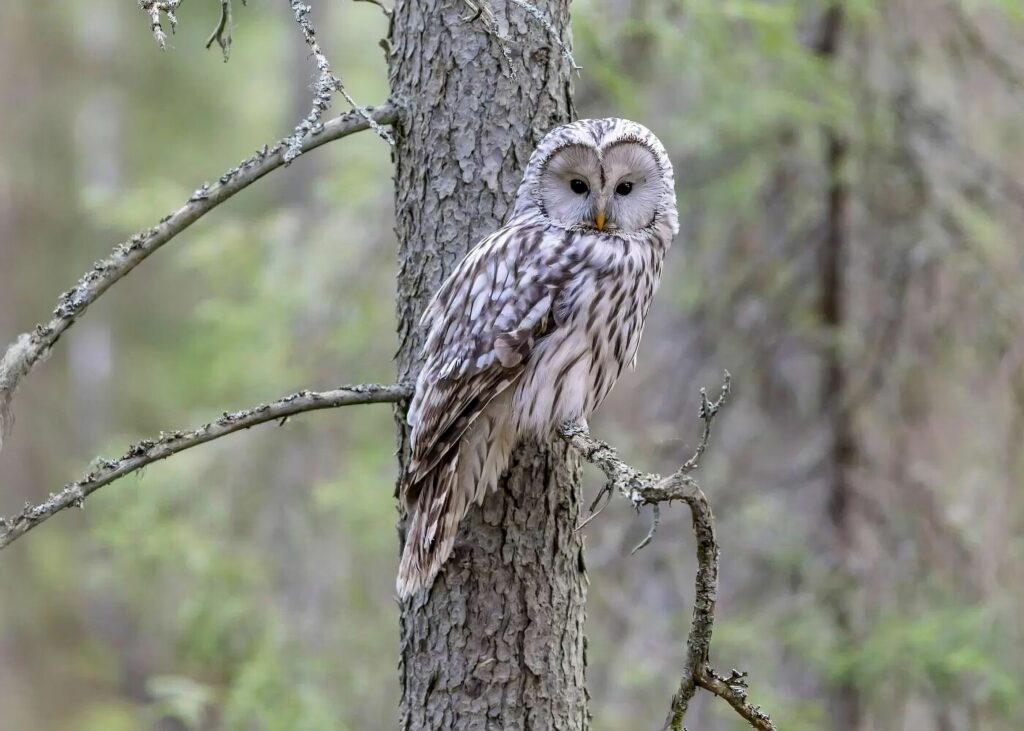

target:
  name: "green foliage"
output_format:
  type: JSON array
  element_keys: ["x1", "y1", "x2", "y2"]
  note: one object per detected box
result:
[
  {"x1": 834, "y1": 605, "x2": 1021, "y2": 719},
  {"x1": 220, "y1": 635, "x2": 340, "y2": 731}
]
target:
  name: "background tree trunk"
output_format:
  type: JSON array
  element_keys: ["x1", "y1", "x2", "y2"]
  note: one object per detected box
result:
[
  {"x1": 388, "y1": 1, "x2": 587, "y2": 728},
  {"x1": 813, "y1": 8, "x2": 862, "y2": 730}
]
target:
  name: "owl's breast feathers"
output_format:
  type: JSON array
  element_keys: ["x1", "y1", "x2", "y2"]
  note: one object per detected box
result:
[
  {"x1": 407, "y1": 220, "x2": 671, "y2": 482},
  {"x1": 511, "y1": 224, "x2": 670, "y2": 432}
]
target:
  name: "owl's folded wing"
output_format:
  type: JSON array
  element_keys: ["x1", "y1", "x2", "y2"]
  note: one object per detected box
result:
[{"x1": 405, "y1": 224, "x2": 564, "y2": 489}]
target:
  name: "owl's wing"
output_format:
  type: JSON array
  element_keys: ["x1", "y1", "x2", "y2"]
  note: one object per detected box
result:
[{"x1": 405, "y1": 223, "x2": 564, "y2": 489}]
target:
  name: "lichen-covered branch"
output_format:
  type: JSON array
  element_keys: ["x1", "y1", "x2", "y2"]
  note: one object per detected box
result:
[
  {"x1": 0, "y1": 383, "x2": 411, "y2": 550},
  {"x1": 696, "y1": 668, "x2": 776, "y2": 731},
  {"x1": 286, "y1": 0, "x2": 394, "y2": 161},
  {"x1": 560, "y1": 372, "x2": 775, "y2": 731},
  {"x1": 138, "y1": 0, "x2": 180, "y2": 49},
  {"x1": 0, "y1": 102, "x2": 399, "y2": 455}
]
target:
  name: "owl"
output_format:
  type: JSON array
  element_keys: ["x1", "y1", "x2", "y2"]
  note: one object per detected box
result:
[{"x1": 397, "y1": 118, "x2": 678, "y2": 598}]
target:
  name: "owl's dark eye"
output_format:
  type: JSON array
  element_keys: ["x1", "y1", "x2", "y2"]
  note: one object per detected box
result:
[
  {"x1": 569, "y1": 179, "x2": 589, "y2": 195},
  {"x1": 615, "y1": 181, "x2": 634, "y2": 196}
]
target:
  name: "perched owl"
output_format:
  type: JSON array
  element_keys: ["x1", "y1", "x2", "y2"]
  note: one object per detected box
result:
[{"x1": 397, "y1": 118, "x2": 678, "y2": 598}]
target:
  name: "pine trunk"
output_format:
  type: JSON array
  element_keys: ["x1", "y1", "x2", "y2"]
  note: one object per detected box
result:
[{"x1": 388, "y1": 1, "x2": 587, "y2": 729}]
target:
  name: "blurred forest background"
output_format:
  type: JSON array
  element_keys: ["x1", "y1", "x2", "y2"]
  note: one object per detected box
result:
[{"x1": 2, "y1": 1, "x2": 1023, "y2": 729}]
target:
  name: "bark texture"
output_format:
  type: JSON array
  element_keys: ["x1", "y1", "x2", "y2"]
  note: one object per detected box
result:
[{"x1": 388, "y1": 1, "x2": 586, "y2": 729}]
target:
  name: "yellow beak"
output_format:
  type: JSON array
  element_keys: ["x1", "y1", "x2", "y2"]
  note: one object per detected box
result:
[{"x1": 595, "y1": 211, "x2": 606, "y2": 231}]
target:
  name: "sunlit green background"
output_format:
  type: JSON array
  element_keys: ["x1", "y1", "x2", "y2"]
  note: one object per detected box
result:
[{"x1": 2, "y1": 1, "x2": 1023, "y2": 729}]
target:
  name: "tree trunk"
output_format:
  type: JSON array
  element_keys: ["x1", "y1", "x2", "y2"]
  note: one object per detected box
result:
[{"x1": 388, "y1": 1, "x2": 587, "y2": 729}]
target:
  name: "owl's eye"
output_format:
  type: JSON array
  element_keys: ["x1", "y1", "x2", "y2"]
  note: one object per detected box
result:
[
  {"x1": 615, "y1": 181, "x2": 633, "y2": 196},
  {"x1": 569, "y1": 179, "x2": 589, "y2": 195}
]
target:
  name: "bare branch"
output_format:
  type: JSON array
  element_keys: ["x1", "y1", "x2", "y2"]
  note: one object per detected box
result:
[
  {"x1": 206, "y1": 0, "x2": 245, "y2": 61},
  {"x1": 0, "y1": 383, "x2": 411, "y2": 550},
  {"x1": 560, "y1": 372, "x2": 774, "y2": 731},
  {"x1": 138, "y1": 0, "x2": 180, "y2": 50},
  {"x1": 629, "y1": 502, "x2": 659, "y2": 554},
  {"x1": 680, "y1": 373, "x2": 730, "y2": 473},
  {"x1": 286, "y1": 0, "x2": 394, "y2": 161},
  {"x1": 0, "y1": 102, "x2": 398, "y2": 455}
]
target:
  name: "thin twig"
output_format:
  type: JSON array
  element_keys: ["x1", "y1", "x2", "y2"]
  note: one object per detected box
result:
[
  {"x1": 138, "y1": 0, "x2": 181, "y2": 50},
  {"x1": 206, "y1": 0, "x2": 245, "y2": 61},
  {"x1": 630, "y1": 503, "x2": 659, "y2": 554},
  {"x1": 560, "y1": 372, "x2": 774, "y2": 731},
  {"x1": 575, "y1": 479, "x2": 614, "y2": 531},
  {"x1": 0, "y1": 103, "x2": 399, "y2": 454},
  {"x1": 286, "y1": 0, "x2": 394, "y2": 162},
  {"x1": 0, "y1": 383, "x2": 412, "y2": 550},
  {"x1": 681, "y1": 370, "x2": 731, "y2": 473}
]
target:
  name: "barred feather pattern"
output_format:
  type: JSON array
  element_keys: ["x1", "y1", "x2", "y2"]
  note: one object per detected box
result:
[{"x1": 397, "y1": 118, "x2": 678, "y2": 598}]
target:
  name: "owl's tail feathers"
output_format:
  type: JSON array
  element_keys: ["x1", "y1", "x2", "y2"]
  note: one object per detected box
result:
[
  {"x1": 397, "y1": 407, "x2": 516, "y2": 599},
  {"x1": 396, "y1": 455, "x2": 468, "y2": 600}
]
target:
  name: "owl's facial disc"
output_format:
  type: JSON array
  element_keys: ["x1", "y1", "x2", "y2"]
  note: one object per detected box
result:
[
  {"x1": 537, "y1": 141, "x2": 665, "y2": 234},
  {"x1": 537, "y1": 144, "x2": 602, "y2": 230},
  {"x1": 599, "y1": 141, "x2": 664, "y2": 233}
]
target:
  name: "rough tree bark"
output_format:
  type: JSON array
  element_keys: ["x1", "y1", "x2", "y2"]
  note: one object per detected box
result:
[{"x1": 388, "y1": 1, "x2": 587, "y2": 729}]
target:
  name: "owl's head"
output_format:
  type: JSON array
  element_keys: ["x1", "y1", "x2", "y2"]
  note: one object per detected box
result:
[{"x1": 512, "y1": 118, "x2": 678, "y2": 237}]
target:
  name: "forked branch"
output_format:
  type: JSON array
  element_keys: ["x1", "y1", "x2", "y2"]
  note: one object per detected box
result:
[
  {"x1": 560, "y1": 372, "x2": 776, "y2": 731},
  {"x1": 207, "y1": 0, "x2": 246, "y2": 61},
  {"x1": 0, "y1": 383, "x2": 411, "y2": 550},
  {"x1": 138, "y1": 0, "x2": 180, "y2": 49},
  {"x1": 1, "y1": 0, "x2": 403, "y2": 454},
  {"x1": 0, "y1": 102, "x2": 399, "y2": 455}
]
